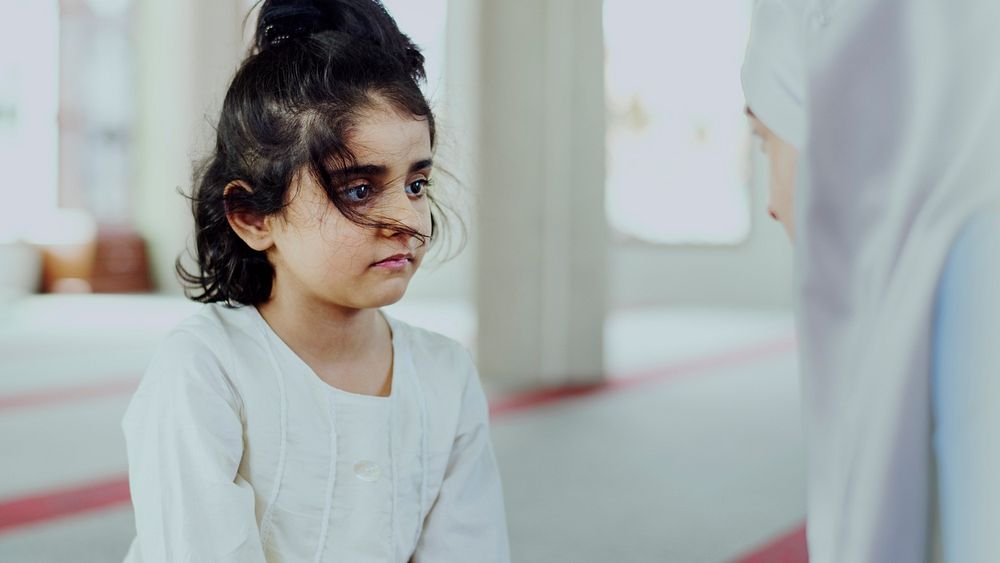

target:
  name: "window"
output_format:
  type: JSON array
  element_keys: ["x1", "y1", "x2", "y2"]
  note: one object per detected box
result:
[
  {"x1": 0, "y1": 0, "x2": 136, "y2": 243},
  {"x1": 0, "y1": 0, "x2": 60, "y2": 242},
  {"x1": 604, "y1": 0, "x2": 753, "y2": 245},
  {"x1": 59, "y1": 0, "x2": 135, "y2": 224}
]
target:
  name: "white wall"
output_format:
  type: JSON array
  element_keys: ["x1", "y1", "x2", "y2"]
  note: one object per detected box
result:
[
  {"x1": 133, "y1": 0, "x2": 247, "y2": 294},
  {"x1": 473, "y1": 0, "x2": 608, "y2": 386}
]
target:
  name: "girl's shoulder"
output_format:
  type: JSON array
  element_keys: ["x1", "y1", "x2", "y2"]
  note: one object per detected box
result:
[
  {"x1": 157, "y1": 302, "x2": 261, "y2": 360},
  {"x1": 174, "y1": 301, "x2": 260, "y2": 338},
  {"x1": 140, "y1": 303, "x2": 265, "y2": 393},
  {"x1": 125, "y1": 303, "x2": 263, "y2": 424}
]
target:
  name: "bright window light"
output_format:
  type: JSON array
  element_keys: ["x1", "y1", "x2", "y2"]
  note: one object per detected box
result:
[
  {"x1": 0, "y1": 0, "x2": 59, "y2": 242},
  {"x1": 605, "y1": 0, "x2": 753, "y2": 245}
]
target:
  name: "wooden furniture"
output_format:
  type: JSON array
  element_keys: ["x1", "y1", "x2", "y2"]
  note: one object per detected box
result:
[{"x1": 90, "y1": 226, "x2": 153, "y2": 293}]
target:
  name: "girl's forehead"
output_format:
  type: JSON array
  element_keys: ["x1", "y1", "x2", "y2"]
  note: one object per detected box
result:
[{"x1": 348, "y1": 106, "x2": 432, "y2": 163}]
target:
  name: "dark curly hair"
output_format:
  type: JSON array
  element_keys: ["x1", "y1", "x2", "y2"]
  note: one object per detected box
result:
[{"x1": 177, "y1": 0, "x2": 450, "y2": 305}]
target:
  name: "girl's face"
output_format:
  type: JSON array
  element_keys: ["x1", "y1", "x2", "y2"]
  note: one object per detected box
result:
[
  {"x1": 748, "y1": 113, "x2": 799, "y2": 241},
  {"x1": 264, "y1": 105, "x2": 434, "y2": 310}
]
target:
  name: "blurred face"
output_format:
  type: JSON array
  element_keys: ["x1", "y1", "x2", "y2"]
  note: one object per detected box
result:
[
  {"x1": 748, "y1": 112, "x2": 798, "y2": 241},
  {"x1": 265, "y1": 105, "x2": 434, "y2": 310}
]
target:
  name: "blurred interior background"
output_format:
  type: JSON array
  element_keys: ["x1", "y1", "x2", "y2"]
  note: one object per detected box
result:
[{"x1": 0, "y1": 0, "x2": 805, "y2": 561}]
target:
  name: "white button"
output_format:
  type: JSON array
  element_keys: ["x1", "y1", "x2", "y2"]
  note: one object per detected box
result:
[{"x1": 354, "y1": 460, "x2": 381, "y2": 482}]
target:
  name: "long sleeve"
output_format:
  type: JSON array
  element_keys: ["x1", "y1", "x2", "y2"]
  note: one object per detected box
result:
[
  {"x1": 411, "y1": 361, "x2": 510, "y2": 563},
  {"x1": 122, "y1": 329, "x2": 267, "y2": 563}
]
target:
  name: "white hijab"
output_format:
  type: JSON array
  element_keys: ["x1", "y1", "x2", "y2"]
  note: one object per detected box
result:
[
  {"x1": 797, "y1": 0, "x2": 1000, "y2": 561},
  {"x1": 741, "y1": 0, "x2": 806, "y2": 149}
]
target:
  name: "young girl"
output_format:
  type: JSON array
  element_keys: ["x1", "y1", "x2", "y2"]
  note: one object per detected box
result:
[{"x1": 121, "y1": 1, "x2": 509, "y2": 561}]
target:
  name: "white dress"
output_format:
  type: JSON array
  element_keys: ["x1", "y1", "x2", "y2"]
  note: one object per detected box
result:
[{"x1": 121, "y1": 303, "x2": 510, "y2": 563}]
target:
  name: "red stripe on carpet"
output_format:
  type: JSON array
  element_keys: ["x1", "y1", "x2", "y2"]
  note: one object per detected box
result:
[
  {"x1": 733, "y1": 523, "x2": 808, "y2": 563},
  {"x1": 0, "y1": 476, "x2": 131, "y2": 535},
  {"x1": 0, "y1": 379, "x2": 139, "y2": 412},
  {"x1": 489, "y1": 335, "x2": 796, "y2": 418}
]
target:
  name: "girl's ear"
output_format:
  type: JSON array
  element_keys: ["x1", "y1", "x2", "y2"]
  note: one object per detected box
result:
[{"x1": 224, "y1": 181, "x2": 275, "y2": 252}]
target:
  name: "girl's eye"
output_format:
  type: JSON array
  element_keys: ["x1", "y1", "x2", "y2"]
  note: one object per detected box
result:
[
  {"x1": 406, "y1": 179, "x2": 430, "y2": 197},
  {"x1": 344, "y1": 184, "x2": 373, "y2": 203}
]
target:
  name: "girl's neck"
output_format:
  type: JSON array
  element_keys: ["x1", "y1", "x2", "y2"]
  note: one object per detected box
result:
[{"x1": 256, "y1": 290, "x2": 387, "y2": 370}]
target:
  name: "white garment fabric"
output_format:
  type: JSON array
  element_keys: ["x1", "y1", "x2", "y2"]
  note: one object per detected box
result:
[
  {"x1": 121, "y1": 303, "x2": 510, "y2": 563},
  {"x1": 741, "y1": 0, "x2": 807, "y2": 149},
  {"x1": 932, "y1": 209, "x2": 1000, "y2": 563},
  {"x1": 797, "y1": 0, "x2": 1000, "y2": 561}
]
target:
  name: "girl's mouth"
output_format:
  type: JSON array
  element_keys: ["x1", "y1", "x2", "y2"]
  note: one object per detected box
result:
[{"x1": 372, "y1": 253, "x2": 414, "y2": 270}]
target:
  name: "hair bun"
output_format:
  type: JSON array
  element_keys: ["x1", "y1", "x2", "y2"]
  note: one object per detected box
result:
[
  {"x1": 255, "y1": 0, "x2": 426, "y2": 80},
  {"x1": 256, "y1": 3, "x2": 331, "y2": 50}
]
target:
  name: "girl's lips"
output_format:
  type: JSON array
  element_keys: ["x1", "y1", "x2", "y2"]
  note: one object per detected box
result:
[{"x1": 372, "y1": 254, "x2": 414, "y2": 270}]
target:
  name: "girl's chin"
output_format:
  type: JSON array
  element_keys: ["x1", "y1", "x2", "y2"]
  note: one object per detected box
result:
[
  {"x1": 308, "y1": 274, "x2": 415, "y2": 311},
  {"x1": 355, "y1": 278, "x2": 413, "y2": 309}
]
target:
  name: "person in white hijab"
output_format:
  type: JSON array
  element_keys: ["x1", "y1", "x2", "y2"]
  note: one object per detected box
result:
[
  {"x1": 741, "y1": 0, "x2": 805, "y2": 240},
  {"x1": 796, "y1": 0, "x2": 1000, "y2": 561}
]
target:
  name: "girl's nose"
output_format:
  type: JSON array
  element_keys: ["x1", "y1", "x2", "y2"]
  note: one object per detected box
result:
[{"x1": 377, "y1": 188, "x2": 429, "y2": 240}]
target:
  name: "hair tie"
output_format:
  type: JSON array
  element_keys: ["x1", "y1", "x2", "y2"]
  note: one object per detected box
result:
[{"x1": 258, "y1": 4, "x2": 327, "y2": 49}]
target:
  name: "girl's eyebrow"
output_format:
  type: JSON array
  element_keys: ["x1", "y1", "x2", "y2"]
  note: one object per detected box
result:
[
  {"x1": 331, "y1": 163, "x2": 387, "y2": 178},
  {"x1": 411, "y1": 158, "x2": 433, "y2": 173},
  {"x1": 330, "y1": 158, "x2": 433, "y2": 178}
]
